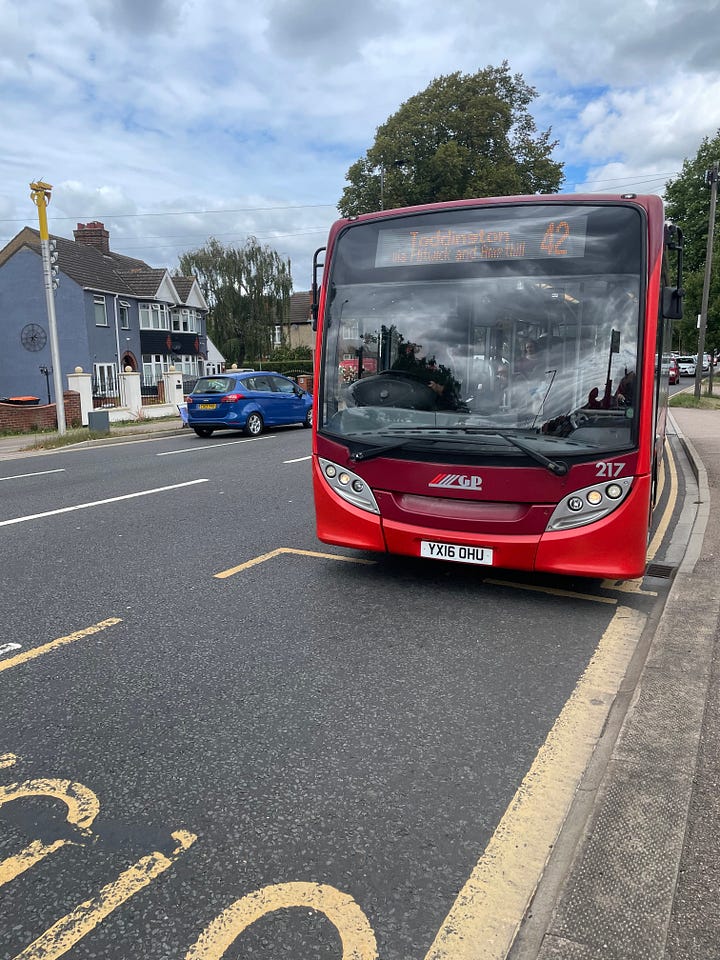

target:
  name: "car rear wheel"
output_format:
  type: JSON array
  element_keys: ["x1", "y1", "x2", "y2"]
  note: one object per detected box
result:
[
  {"x1": 244, "y1": 412, "x2": 264, "y2": 436},
  {"x1": 193, "y1": 426, "x2": 214, "y2": 438},
  {"x1": 302, "y1": 408, "x2": 312, "y2": 428}
]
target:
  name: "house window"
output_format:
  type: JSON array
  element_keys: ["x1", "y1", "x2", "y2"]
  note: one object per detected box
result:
[
  {"x1": 175, "y1": 355, "x2": 200, "y2": 376},
  {"x1": 273, "y1": 324, "x2": 283, "y2": 346},
  {"x1": 119, "y1": 301, "x2": 130, "y2": 329},
  {"x1": 171, "y1": 308, "x2": 200, "y2": 333},
  {"x1": 142, "y1": 353, "x2": 170, "y2": 386},
  {"x1": 139, "y1": 303, "x2": 170, "y2": 330},
  {"x1": 94, "y1": 296, "x2": 108, "y2": 326}
]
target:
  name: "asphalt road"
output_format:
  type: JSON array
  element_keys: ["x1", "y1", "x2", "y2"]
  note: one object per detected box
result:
[{"x1": 0, "y1": 425, "x2": 686, "y2": 960}]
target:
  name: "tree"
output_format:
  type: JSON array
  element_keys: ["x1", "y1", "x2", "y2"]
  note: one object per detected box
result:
[
  {"x1": 177, "y1": 237, "x2": 292, "y2": 365},
  {"x1": 664, "y1": 131, "x2": 720, "y2": 355},
  {"x1": 338, "y1": 62, "x2": 564, "y2": 217}
]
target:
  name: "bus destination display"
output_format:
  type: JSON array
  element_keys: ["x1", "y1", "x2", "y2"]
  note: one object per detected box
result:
[{"x1": 375, "y1": 214, "x2": 588, "y2": 267}]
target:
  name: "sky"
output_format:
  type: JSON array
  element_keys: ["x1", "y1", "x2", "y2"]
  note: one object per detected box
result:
[{"x1": 2, "y1": 0, "x2": 720, "y2": 290}]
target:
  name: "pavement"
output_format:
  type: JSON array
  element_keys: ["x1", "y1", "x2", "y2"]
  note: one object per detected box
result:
[
  {"x1": 1, "y1": 407, "x2": 719, "y2": 959},
  {"x1": 0, "y1": 416, "x2": 187, "y2": 460},
  {"x1": 512, "y1": 405, "x2": 720, "y2": 960}
]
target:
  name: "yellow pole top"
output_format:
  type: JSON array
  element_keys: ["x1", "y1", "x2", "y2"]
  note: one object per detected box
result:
[{"x1": 29, "y1": 180, "x2": 52, "y2": 240}]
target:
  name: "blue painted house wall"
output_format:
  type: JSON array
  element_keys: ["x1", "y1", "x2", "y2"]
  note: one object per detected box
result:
[
  {"x1": 0, "y1": 222, "x2": 213, "y2": 404},
  {"x1": 0, "y1": 247, "x2": 89, "y2": 400}
]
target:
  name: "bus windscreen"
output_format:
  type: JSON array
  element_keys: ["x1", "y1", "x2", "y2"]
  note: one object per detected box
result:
[{"x1": 320, "y1": 203, "x2": 644, "y2": 462}]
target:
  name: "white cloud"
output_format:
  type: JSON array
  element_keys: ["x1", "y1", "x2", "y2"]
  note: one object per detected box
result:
[{"x1": 1, "y1": 0, "x2": 719, "y2": 285}]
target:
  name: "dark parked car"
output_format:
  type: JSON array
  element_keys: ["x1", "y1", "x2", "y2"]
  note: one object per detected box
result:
[{"x1": 186, "y1": 371, "x2": 312, "y2": 438}]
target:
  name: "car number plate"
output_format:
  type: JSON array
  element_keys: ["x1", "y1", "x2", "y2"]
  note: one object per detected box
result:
[
  {"x1": 198, "y1": 403, "x2": 217, "y2": 410},
  {"x1": 420, "y1": 540, "x2": 493, "y2": 565}
]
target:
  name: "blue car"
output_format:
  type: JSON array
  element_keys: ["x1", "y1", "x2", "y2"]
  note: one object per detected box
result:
[{"x1": 186, "y1": 371, "x2": 313, "y2": 438}]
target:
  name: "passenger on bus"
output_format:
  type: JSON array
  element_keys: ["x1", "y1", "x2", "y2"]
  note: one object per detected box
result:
[
  {"x1": 615, "y1": 370, "x2": 636, "y2": 406},
  {"x1": 585, "y1": 387, "x2": 603, "y2": 409}
]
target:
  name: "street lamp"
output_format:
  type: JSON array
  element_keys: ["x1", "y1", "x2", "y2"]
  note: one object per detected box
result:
[{"x1": 29, "y1": 180, "x2": 66, "y2": 434}]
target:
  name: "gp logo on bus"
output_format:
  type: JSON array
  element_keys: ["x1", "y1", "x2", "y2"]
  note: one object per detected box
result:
[{"x1": 428, "y1": 473, "x2": 482, "y2": 491}]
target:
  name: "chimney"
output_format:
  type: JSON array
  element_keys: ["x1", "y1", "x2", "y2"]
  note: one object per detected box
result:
[{"x1": 73, "y1": 221, "x2": 110, "y2": 254}]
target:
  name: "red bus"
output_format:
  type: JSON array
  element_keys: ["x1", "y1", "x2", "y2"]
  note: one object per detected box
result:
[{"x1": 310, "y1": 194, "x2": 683, "y2": 579}]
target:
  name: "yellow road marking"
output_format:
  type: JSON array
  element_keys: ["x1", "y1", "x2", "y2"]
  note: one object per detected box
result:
[
  {"x1": 600, "y1": 578, "x2": 657, "y2": 595},
  {"x1": 646, "y1": 441, "x2": 678, "y2": 561},
  {"x1": 0, "y1": 619, "x2": 122, "y2": 674},
  {"x1": 14, "y1": 830, "x2": 196, "y2": 960},
  {"x1": 185, "y1": 881, "x2": 377, "y2": 960},
  {"x1": 0, "y1": 779, "x2": 100, "y2": 889},
  {"x1": 0, "y1": 839, "x2": 69, "y2": 890},
  {"x1": 0, "y1": 753, "x2": 18, "y2": 768},
  {"x1": 424, "y1": 604, "x2": 645, "y2": 960},
  {"x1": 0, "y1": 778, "x2": 100, "y2": 830},
  {"x1": 214, "y1": 547, "x2": 376, "y2": 579},
  {"x1": 486, "y1": 579, "x2": 617, "y2": 605}
]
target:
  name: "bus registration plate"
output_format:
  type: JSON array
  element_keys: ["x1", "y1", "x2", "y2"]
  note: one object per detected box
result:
[{"x1": 420, "y1": 541, "x2": 493, "y2": 566}]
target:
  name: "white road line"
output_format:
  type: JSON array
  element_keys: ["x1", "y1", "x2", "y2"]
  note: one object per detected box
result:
[
  {"x1": 0, "y1": 643, "x2": 22, "y2": 656},
  {"x1": 0, "y1": 469, "x2": 66, "y2": 482},
  {"x1": 0, "y1": 479, "x2": 209, "y2": 527},
  {"x1": 156, "y1": 436, "x2": 274, "y2": 456},
  {"x1": 65, "y1": 434, "x2": 184, "y2": 450},
  {"x1": 284, "y1": 455, "x2": 311, "y2": 463}
]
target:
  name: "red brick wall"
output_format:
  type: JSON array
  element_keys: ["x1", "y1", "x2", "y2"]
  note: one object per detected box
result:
[{"x1": 0, "y1": 391, "x2": 82, "y2": 433}]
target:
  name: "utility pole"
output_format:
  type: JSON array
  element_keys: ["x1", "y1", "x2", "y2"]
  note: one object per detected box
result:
[
  {"x1": 694, "y1": 160, "x2": 718, "y2": 400},
  {"x1": 29, "y1": 180, "x2": 66, "y2": 434}
]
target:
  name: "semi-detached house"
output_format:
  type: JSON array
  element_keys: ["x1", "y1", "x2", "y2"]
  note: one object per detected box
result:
[{"x1": 0, "y1": 220, "x2": 212, "y2": 401}]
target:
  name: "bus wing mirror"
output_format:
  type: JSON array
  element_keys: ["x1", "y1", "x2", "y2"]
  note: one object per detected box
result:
[
  {"x1": 312, "y1": 247, "x2": 326, "y2": 330},
  {"x1": 663, "y1": 223, "x2": 683, "y2": 319},
  {"x1": 662, "y1": 286, "x2": 684, "y2": 320}
]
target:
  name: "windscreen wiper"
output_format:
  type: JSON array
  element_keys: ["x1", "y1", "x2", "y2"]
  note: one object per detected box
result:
[
  {"x1": 406, "y1": 425, "x2": 570, "y2": 475},
  {"x1": 349, "y1": 438, "x2": 417, "y2": 462},
  {"x1": 495, "y1": 433, "x2": 568, "y2": 476},
  {"x1": 347, "y1": 427, "x2": 568, "y2": 474},
  {"x1": 348, "y1": 428, "x2": 482, "y2": 462}
]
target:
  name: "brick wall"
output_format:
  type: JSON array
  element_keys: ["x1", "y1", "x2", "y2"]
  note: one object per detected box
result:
[{"x1": 0, "y1": 391, "x2": 82, "y2": 433}]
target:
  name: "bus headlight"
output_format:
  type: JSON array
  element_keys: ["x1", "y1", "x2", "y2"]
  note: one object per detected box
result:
[
  {"x1": 546, "y1": 477, "x2": 633, "y2": 531},
  {"x1": 319, "y1": 458, "x2": 380, "y2": 514}
]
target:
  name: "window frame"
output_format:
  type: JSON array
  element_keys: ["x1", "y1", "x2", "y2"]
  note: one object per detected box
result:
[
  {"x1": 139, "y1": 303, "x2": 170, "y2": 331},
  {"x1": 94, "y1": 295, "x2": 108, "y2": 327}
]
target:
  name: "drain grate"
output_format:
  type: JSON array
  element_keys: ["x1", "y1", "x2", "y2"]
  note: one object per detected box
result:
[{"x1": 645, "y1": 562, "x2": 676, "y2": 579}]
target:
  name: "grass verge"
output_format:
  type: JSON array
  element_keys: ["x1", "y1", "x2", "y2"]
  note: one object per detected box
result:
[
  {"x1": 28, "y1": 419, "x2": 183, "y2": 450},
  {"x1": 669, "y1": 389, "x2": 720, "y2": 410}
]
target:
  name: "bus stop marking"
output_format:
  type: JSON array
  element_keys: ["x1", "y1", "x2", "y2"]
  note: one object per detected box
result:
[
  {"x1": 0, "y1": 619, "x2": 122, "y2": 674},
  {"x1": 646, "y1": 440, "x2": 678, "y2": 561},
  {"x1": 184, "y1": 882, "x2": 377, "y2": 960},
  {"x1": 424, "y1": 604, "x2": 646, "y2": 960},
  {"x1": 214, "y1": 548, "x2": 376, "y2": 579},
  {"x1": 486, "y1": 579, "x2": 617, "y2": 605},
  {"x1": 14, "y1": 831, "x2": 196, "y2": 960}
]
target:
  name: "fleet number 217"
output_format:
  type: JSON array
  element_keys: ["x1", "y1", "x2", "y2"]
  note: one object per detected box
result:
[{"x1": 595, "y1": 461, "x2": 625, "y2": 477}]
